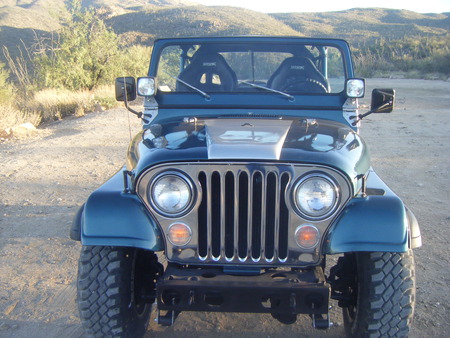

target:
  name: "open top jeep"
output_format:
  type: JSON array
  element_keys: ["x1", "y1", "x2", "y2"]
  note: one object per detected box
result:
[{"x1": 71, "y1": 36, "x2": 422, "y2": 337}]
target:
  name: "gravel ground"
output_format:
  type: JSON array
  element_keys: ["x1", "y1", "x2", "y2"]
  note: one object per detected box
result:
[{"x1": 0, "y1": 78, "x2": 449, "y2": 337}]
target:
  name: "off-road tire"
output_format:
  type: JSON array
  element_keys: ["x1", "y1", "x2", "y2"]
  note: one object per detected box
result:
[
  {"x1": 343, "y1": 251, "x2": 416, "y2": 338},
  {"x1": 77, "y1": 246, "x2": 156, "y2": 337}
]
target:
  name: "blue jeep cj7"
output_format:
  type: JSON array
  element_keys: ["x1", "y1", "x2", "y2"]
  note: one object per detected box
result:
[{"x1": 71, "y1": 36, "x2": 422, "y2": 337}]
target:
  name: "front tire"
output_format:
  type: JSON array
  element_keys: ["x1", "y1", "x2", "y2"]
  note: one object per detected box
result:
[
  {"x1": 77, "y1": 246, "x2": 161, "y2": 337},
  {"x1": 342, "y1": 251, "x2": 416, "y2": 337}
]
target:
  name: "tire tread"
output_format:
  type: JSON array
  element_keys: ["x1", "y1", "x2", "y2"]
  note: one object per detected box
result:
[
  {"x1": 77, "y1": 246, "x2": 142, "y2": 337},
  {"x1": 343, "y1": 250, "x2": 416, "y2": 338},
  {"x1": 365, "y1": 251, "x2": 416, "y2": 337}
]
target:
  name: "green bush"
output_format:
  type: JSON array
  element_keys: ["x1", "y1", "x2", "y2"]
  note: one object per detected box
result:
[
  {"x1": 117, "y1": 45, "x2": 153, "y2": 79},
  {"x1": 353, "y1": 35, "x2": 450, "y2": 77},
  {"x1": 0, "y1": 62, "x2": 15, "y2": 104},
  {"x1": 34, "y1": 0, "x2": 120, "y2": 91}
]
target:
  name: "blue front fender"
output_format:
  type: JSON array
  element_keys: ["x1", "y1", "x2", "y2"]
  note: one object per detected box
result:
[
  {"x1": 80, "y1": 168, "x2": 164, "y2": 251},
  {"x1": 323, "y1": 169, "x2": 419, "y2": 254},
  {"x1": 324, "y1": 195, "x2": 408, "y2": 254}
]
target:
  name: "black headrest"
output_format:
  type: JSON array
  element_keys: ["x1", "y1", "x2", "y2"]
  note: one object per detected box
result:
[
  {"x1": 177, "y1": 53, "x2": 237, "y2": 92},
  {"x1": 268, "y1": 57, "x2": 329, "y2": 93}
]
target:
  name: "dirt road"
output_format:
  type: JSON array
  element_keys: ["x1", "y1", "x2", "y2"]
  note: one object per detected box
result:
[{"x1": 0, "y1": 79, "x2": 449, "y2": 337}]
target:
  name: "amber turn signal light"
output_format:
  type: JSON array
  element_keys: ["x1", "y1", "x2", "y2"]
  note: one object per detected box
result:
[
  {"x1": 294, "y1": 225, "x2": 320, "y2": 249},
  {"x1": 167, "y1": 223, "x2": 192, "y2": 246}
]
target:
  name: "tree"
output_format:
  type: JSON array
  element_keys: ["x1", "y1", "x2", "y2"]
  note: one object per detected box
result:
[{"x1": 35, "y1": 0, "x2": 120, "y2": 90}]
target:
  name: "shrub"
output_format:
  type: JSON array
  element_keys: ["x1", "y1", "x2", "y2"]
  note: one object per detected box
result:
[
  {"x1": 0, "y1": 62, "x2": 15, "y2": 104},
  {"x1": 353, "y1": 35, "x2": 450, "y2": 77},
  {"x1": 0, "y1": 105, "x2": 41, "y2": 133},
  {"x1": 34, "y1": 0, "x2": 120, "y2": 91},
  {"x1": 92, "y1": 85, "x2": 118, "y2": 110},
  {"x1": 118, "y1": 45, "x2": 153, "y2": 79}
]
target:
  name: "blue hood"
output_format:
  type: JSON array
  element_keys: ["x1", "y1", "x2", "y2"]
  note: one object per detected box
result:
[{"x1": 127, "y1": 117, "x2": 370, "y2": 184}]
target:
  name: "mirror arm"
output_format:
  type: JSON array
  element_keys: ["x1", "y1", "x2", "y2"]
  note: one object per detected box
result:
[
  {"x1": 124, "y1": 97, "x2": 142, "y2": 118},
  {"x1": 123, "y1": 87, "x2": 149, "y2": 123},
  {"x1": 351, "y1": 102, "x2": 390, "y2": 126}
]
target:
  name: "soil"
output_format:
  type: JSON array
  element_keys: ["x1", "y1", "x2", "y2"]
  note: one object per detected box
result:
[{"x1": 0, "y1": 78, "x2": 449, "y2": 338}]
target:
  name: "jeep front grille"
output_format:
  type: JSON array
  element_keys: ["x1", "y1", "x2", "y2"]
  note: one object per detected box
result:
[
  {"x1": 137, "y1": 162, "x2": 352, "y2": 266},
  {"x1": 197, "y1": 169, "x2": 291, "y2": 263}
]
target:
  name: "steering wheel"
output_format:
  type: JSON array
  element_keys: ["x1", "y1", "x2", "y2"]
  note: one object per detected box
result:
[{"x1": 279, "y1": 78, "x2": 328, "y2": 93}]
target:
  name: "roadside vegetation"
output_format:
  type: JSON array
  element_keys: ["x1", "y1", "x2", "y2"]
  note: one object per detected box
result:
[
  {"x1": 0, "y1": 0, "x2": 150, "y2": 135},
  {"x1": 0, "y1": 0, "x2": 448, "y2": 135},
  {"x1": 353, "y1": 35, "x2": 450, "y2": 78}
]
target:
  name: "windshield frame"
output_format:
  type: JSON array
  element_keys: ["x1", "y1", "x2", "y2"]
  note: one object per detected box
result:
[{"x1": 148, "y1": 37, "x2": 355, "y2": 109}]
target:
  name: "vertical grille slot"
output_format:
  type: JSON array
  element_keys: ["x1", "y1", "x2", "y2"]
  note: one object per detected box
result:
[
  {"x1": 251, "y1": 172, "x2": 263, "y2": 259},
  {"x1": 238, "y1": 172, "x2": 249, "y2": 260},
  {"x1": 211, "y1": 171, "x2": 221, "y2": 258},
  {"x1": 197, "y1": 167, "x2": 290, "y2": 264},
  {"x1": 224, "y1": 172, "x2": 235, "y2": 259},
  {"x1": 198, "y1": 172, "x2": 208, "y2": 258},
  {"x1": 265, "y1": 172, "x2": 277, "y2": 260},
  {"x1": 278, "y1": 172, "x2": 290, "y2": 260}
]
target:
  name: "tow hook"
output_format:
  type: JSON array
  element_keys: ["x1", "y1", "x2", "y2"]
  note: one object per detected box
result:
[
  {"x1": 312, "y1": 312, "x2": 332, "y2": 329},
  {"x1": 156, "y1": 309, "x2": 180, "y2": 326}
]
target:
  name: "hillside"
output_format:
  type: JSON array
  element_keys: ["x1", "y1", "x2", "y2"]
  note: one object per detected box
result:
[
  {"x1": 106, "y1": 5, "x2": 449, "y2": 47},
  {"x1": 107, "y1": 6, "x2": 299, "y2": 45},
  {"x1": 0, "y1": 0, "x2": 64, "y2": 31},
  {"x1": 271, "y1": 8, "x2": 450, "y2": 44},
  {"x1": 0, "y1": 0, "x2": 449, "y2": 69},
  {"x1": 0, "y1": 0, "x2": 64, "y2": 67},
  {"x1": 1, "y1": 1, "x2": 448, "y2": 44},
  {"x1": 83, "y1": 0, "x2": 195, "y2": 10}
]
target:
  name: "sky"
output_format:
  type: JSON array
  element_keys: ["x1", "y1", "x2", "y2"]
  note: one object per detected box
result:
[{"x1": 192, "y1": 0, "x2": 450, "y2": 14}]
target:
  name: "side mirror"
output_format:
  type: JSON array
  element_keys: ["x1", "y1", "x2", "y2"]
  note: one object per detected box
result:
[
  {"x1": 351, "y1": 88, "x2": 396, "y2": 125},
  {"x1": 371, "y1": 88, "x2": 395, "y2": 113},
  {"x1": 115, "y1": 77, "x2": 145, "y2": 121},
  {"x1": 115, "y1": 77, "x2": 136, "y2": 102}
]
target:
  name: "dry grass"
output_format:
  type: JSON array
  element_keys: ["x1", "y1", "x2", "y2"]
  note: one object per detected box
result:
[
  {"x1": 28, "y1": 88, "x2": 94, "y2": 121},
  {"x1": 92, "y1": 85, "x2": 118, "y2": 110},
  {"x1": 0, "y1": 85, "x2": 117, "y2": 137},
  {"x1": 0, "y1": 104, "x2": 41, "y2": 133}
]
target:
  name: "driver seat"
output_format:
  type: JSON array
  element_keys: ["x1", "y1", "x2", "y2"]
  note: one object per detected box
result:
[
  {"x1": 177, "y1": 53, "x2": 237, "y2": 92},
  {"x1": 267, "y1": 57, "x2": 329, "y2": 93}
]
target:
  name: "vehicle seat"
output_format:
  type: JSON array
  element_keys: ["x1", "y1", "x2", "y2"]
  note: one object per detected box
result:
[
  {"x1": 176, "y1": 53, "x2": 237, "y2": 92},
  {"x1": 267, "y1": 57, "x2": 329, "y2": 93}
]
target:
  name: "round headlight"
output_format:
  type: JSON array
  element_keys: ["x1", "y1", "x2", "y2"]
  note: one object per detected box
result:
[
  {"x1": 150, "y1": 172, "x2": 194, "y2": 216},
  {"x1": 293, "y1": 174, "x2": 339, "y2": 219}
]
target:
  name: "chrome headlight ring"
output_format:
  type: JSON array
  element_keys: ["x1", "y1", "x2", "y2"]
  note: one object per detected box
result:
[
  {"x1": 292, "y1": 173, "x2": 340, "y2": 220},
  {"x1": 148, "y1": 170, "x2": 196, "y2": 217}
]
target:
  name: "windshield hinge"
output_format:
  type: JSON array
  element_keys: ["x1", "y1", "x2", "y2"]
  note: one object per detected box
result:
[
  {"x1": 143, "y1": 96, "x2": 159, "y2": 125},
  {"x1": 123, "y1": 170, "x2": 134, "y2": 193}
]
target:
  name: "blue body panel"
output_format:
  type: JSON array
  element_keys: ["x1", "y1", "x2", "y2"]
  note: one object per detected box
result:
[
  {"x1": 324, "y1": 169, "x2": 411, "y2": 253},
  {"x1": 324, "y1": 195, "x2": 408, "y2": 253},
  {"x1": 80, "y1": 168, "x2": 164, "y2": 251},
  {"x1": 128, "y1": 117, "x2": 370, "y2": 192}
]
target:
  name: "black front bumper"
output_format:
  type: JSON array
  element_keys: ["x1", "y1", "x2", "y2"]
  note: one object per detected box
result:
[{"x1": 157, "y1": 265, "x2": 330, "y2": 315}]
